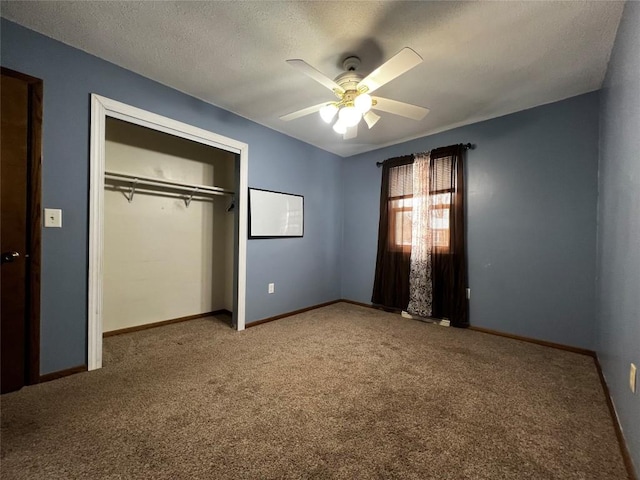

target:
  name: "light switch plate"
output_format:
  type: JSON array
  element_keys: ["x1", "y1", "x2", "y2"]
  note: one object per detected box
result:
[{"x1": 44, "y1": 208, "x2": 62, "y2": 228}]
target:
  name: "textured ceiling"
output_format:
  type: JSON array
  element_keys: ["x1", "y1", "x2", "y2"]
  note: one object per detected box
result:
[{"x1": 1, "y1": 1, "x2": 624, "y2": 157}]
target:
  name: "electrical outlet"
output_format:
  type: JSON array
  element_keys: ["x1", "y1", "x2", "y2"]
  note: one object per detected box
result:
[
  {"x1": 466, "y1": 288, "x2": 471, "y2": 300},
  {"x1": 630, "y1": 363, "x2": 637, "y2": 394},
  {"x1": 268, "y1": 283, "x2": 275, "y2": 294}
]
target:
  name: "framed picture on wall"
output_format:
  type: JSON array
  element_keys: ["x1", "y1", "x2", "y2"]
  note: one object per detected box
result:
[{"x1": 248, "y1": 188, "x2": 304, "y2": 239}]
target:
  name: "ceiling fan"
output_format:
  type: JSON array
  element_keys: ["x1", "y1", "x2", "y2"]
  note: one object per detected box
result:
[{"x1": 280, "y1": 47, "x2": 429, "y2": 140}]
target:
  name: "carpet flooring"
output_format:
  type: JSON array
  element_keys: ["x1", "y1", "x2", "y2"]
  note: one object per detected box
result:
[{"x1": 0, "y1": 302, "x2": 629, "y2": 479}]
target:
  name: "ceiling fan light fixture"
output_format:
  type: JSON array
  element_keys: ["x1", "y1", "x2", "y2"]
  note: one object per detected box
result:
[
  {"x1": 332, "y1": 119, "x2": 347, "y2": 134},
  {"x1": 354, "y1": 93, "x2": 372, "y2": 114},
  {"x1": 319, "y1": 104, "x2": 338, "y2": 123},
  {"x1": 338, "y1": 105, "x2": 362, "y2": 127}
]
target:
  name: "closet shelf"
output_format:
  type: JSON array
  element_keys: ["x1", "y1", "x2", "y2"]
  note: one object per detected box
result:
[{"x1": 104, "y1": 170, "x2": 234, "y2": 206}]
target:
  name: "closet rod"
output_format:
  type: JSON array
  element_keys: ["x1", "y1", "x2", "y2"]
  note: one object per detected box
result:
[{"x1": 104, "y1": 171, "x2": 234, "y2": 196}]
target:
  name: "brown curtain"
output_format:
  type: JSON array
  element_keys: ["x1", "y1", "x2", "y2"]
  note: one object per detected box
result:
[
  {"x1": 429, "y1": 145, "x2": 468, "y2": 327},
  {"x1": 371, "y1": 155, "x2": 414, "y2": 310}
]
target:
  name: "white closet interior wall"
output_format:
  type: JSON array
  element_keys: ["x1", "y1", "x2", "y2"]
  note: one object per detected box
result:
[{"x1": 103, "y1": 118, "x2": 235, "y2": 333}]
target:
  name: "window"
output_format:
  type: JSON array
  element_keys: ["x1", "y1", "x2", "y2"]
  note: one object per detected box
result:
[
  {"x1": 387, "y1": 162, "x2": 413, "y2": 252},
  {"x1": 389, "y1": 193, "x2": 452, "y2": 252},
  {"x1": 389, "y1": 196, "x2": 413, "y2": 251},
  {"x1": 430, "y1": 192, "x2": 452, "y2": 251}
]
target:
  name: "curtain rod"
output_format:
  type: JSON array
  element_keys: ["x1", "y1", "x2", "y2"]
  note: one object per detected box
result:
[{"x1": 376, "y1": 143, "x2": 474, "y2": 167}]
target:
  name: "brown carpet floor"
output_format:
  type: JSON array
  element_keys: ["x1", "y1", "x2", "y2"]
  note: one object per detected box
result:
[{"x1": 0, "y1": 302, "x2": 628, "y2": 479}]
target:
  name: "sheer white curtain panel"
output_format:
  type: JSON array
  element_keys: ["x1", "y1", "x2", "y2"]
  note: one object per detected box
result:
[{"x1": 407, "y1": 153, "x2": 433, "y2": 317}]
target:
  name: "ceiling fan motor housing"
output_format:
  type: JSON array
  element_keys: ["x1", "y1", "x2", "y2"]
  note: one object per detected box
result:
[
  {"x1": 333, "y1": 72, "x2": 363, "y2": 103},
  {"x1": 335, "y1": 56, "x2": 365, "y2": 98}
]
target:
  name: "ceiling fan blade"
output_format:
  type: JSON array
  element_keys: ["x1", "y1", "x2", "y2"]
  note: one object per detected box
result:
[
  {"x1": 287, "y1": 59, "x2": 345, "y2": 94},
  {"x1": 358, "y1": 47, "x2": 423, "y2": 94},
  {"x1": 371, "y1": 96, "x2": 429, "y2": 121},
  {"x1": 343, "y1": 124, "x2": 358, "y2": 140},
  {"x1": 279, "y1": 102, "x2": 327, "y2": 122},
  {"x1": 363, "y1": 111, "x2": 381, "y2": 129}
]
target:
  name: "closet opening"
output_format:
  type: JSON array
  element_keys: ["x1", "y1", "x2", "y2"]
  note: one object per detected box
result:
[
  {"x1": 89, "y1": 95, "x2": 248, "y2": 371},
  {"x1": 103, "y1": 118, "x2": 237, "y2": 335}
]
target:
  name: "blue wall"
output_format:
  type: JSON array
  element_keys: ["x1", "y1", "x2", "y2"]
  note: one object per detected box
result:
[
  {"x1": 597, "y1": 1, "x2": 640, "y2": 472},
  {"x1": 342, "y1": 93, "x2": 600, "y2": 350},
  {"x1": 0, "y1": 19, "x2": 343, "y2": 374}
]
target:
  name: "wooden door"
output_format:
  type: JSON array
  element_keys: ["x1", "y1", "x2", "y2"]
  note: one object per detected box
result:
[{"x1": 1, "y1": 68, "x2": 42, "y2": 394}]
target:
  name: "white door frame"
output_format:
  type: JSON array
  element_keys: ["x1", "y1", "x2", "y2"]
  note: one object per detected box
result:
[{"x1": 88, "y1": 94, "x2": 248, "y2": 371}]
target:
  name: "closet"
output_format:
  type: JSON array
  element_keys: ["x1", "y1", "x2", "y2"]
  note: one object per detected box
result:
[{"x1": 102, "y1": 118, "x2": 236, "y2": 334}]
